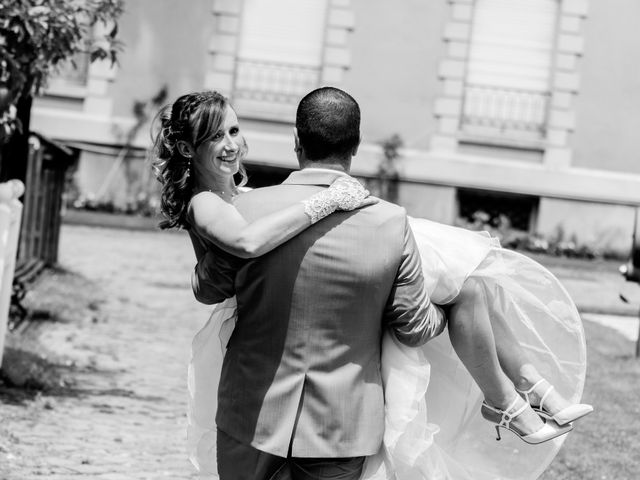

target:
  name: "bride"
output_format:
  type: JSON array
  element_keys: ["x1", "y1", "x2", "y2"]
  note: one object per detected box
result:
[{"x1": 152, "y1": 89, "x2": 590, "y2": 479}]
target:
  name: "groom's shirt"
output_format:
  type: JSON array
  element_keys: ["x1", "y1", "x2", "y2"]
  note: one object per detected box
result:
[{"x1": 192, "y1": 169, "x2": 446, "y2": 458}]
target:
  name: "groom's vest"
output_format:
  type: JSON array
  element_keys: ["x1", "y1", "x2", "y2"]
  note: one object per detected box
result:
[{"x1": 215, "y1": 170, "x2": 443, "y2": 458}]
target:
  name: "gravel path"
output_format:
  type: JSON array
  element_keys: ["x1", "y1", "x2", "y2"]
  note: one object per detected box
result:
[
  {"x1": 0, "y1": 223, "x2": 637, "y2": 480},
  {"x1": 1, "y1": 225, "x2": 212, "y2": 479}
]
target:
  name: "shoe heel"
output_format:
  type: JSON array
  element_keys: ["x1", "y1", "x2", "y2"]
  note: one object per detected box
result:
[{"x1": 495, "y1": 425, "x2": 502, "y2": 441}]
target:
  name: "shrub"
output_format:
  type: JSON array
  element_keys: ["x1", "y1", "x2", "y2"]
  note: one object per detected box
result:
[{"x1": 456, "y1": 210, "x2": 623, "y2": 260}]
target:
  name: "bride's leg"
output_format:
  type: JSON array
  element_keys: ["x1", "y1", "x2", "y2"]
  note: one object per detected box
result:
[
  {"x1": 490, "y1": 307, "x2": 572, "y2": 414},
  {"x1": 449, "y1": 278, "x2": 544, "y2": 434}
]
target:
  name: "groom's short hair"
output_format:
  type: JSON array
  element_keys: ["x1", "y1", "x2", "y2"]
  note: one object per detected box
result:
[{"x1": 296, "y1": 87, "x2": 360, "y2": 161}]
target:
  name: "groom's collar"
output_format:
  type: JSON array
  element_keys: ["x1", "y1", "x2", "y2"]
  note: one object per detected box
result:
[{"x1": 282, "y1": 168, "x2": 350, "y2": 186}]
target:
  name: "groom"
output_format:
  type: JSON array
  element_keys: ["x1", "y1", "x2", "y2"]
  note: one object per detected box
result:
[{"x1": 192, "y1": 87, "x2": 447, "y2": 480}]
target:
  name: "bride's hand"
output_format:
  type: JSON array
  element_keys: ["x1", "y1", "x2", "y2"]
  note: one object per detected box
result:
[
  {"x1": 360, "y1": 196, "x2": 379, "y2": 208},
  {"x1": 303, "y1": 176, "x2": 378, "y2": 224},
  {"x1": 329, "y1": 176, "x2": 378, "y2": 211}
]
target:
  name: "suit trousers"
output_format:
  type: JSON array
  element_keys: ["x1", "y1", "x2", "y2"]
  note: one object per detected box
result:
[{"x1": 217, "y1": 429, "x2": 366, "y2": 480}]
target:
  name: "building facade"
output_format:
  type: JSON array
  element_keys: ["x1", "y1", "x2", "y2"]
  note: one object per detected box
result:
[{"x1": 32, "y1": 0, "x2": 640, "y2": 254}]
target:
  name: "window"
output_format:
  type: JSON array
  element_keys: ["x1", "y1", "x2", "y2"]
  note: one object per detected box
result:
[
  {"x1": 55, "y1": 52, "x2": 91, "y2": 87},
  {"x1": 461, "y1": 0, "x2": 558, "y2": 143},
  {"x1": 46, "y1": 39, "x2": 91, "y2": 98},
  {"x1": 457, "y1": 188, "x2": 539, "y2": 232},
  {"x1": 233, "y1": 0, "x2": 328, "y2": 119}
]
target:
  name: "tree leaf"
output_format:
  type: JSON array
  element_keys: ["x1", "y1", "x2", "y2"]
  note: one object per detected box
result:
[
  {"x1": 28, "y1": 6, "x2": 51, "y2": 17},
  {"x1": 90, "y1": 48, "x2": 106, "y2": 63},
  {"x1": 1, "y1": 0, "x2": 123, "y2": 95}
]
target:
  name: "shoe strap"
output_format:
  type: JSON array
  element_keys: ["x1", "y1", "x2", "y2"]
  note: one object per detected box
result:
[
  {"x1": 516, "y1": 379, "x2": 550, "y2": 406},
  {"x1": 538, "y1": 384, "x2": 554, "y2": 411},
  {"x1": 485, "y1": 396, "x2": 528, "y2": 428},
  {"x1": 503, "y1": 397, "x2": 528, "y2": 428}
]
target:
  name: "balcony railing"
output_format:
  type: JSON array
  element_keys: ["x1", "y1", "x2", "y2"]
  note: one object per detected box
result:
[
  {"x1": 233, "y1": 59, "x2": 321, "y2": 106},
  {"x1": 460, "y1": 84, "x2": 550, "y2": 142}
]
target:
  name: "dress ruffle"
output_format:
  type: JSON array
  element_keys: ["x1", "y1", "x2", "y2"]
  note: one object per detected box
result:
[
  {"x1": 187, "y1": 218, "x2": 587, "y2": 479},
  {"x1": 187, "y1": 298, "x2": 236, "y2": 477}
]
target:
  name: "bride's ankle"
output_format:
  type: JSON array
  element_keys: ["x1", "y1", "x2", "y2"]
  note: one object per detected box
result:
[
  {"x1": 484, "y1": 392, "x2": 520, "y2": 411},
  {"x1": 513, "y1": 369, "x2": 544, "y2": 392},
  {"x1": 517, "y1": 378, "x2": 572, "y2": 413}
]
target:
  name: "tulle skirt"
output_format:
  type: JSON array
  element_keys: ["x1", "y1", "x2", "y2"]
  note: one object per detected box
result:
[{"x1": 187, "y1": 217, "x2": 587, "y2": 479}]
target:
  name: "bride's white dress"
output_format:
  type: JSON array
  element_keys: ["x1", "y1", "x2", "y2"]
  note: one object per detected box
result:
[{"x1": 187, "y1": 217, "x2": 587, "y2": 479}]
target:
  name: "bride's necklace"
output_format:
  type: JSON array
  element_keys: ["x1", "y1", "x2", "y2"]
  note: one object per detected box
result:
[
  {"x1": 194, "y1": 176, "x2": 239, "y2": 201},
  {"x1": 208, "y1": 186, "x2": 239, "y2": 201}
]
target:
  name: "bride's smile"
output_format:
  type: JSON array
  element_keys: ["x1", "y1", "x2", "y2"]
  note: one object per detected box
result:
[{"x1": 198, "y1": 106, "x2": 242, "y2": 178}]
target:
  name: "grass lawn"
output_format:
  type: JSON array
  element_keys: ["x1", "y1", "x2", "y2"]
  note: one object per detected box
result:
[
  {"x1": 540, "y1": 320, "x2": 640, "y2": 480},
  {"x1": 0, "y1": 266, "x2": 103, "y2": 392}
]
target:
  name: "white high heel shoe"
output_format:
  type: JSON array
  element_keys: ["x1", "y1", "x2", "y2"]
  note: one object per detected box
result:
[
  {"x1": 517, "y1": 379, "x2": 593, "y2": 426},
  {"x1": 480, "y1": 395, "x2": 573, "y2": 445}
]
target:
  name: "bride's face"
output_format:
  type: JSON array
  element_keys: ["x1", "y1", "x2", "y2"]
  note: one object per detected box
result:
[{"x1": 194, "y1": 106, "x2": 243, "y2": 178}]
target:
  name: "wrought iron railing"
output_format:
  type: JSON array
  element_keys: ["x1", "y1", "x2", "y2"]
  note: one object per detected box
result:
[
  {"x1": 461, "y1": 84, "x2": 550, "y2": 140},
  {"x1": 233, "y1": 59, "x2": 321, "y2": 105}
]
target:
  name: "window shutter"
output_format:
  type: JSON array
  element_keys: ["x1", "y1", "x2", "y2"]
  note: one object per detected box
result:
[
  {"x1": 238, "y1": 0, "x2": 327, "y2": 66},
  {"x1": 234, "y1": 0, "x2": 328, "y2": 118},
  {"x1": 462, "y1": 0, "x2": 558, "y2": 141}
]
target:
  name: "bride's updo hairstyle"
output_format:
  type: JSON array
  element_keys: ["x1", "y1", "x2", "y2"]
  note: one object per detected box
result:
[{"x1": 151, "y1": 90, "x2": 248, "y2": 230}]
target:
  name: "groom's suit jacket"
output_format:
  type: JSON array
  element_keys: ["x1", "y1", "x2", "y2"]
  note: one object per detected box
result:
[{"x1": 192, "y1": 169, "x2": 446, "y2": 458}]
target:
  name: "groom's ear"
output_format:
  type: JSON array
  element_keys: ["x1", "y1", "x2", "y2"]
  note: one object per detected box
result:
[
  {"x1": 351, "y1": 135, "x2": 361, "y2": 157},
  {"x1": 293, "y1": 128, "x2": 302, "y2": 155}
]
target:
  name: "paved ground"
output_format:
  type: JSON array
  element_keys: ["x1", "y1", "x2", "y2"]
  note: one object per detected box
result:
[
  {"x1": 582, "y1": 313, "x2": 639, "y2": 342},
  {"x1": 0, "y1": 224, "x2": 637, "y2": 480},
  {"x1": 0, "y1": 225, "x2": 211, "y2": 479}
]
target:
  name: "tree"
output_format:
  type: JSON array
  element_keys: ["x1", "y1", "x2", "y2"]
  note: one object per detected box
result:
[{"x1": 0, "y1": 0, "x2": 124, "y2": 182}]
